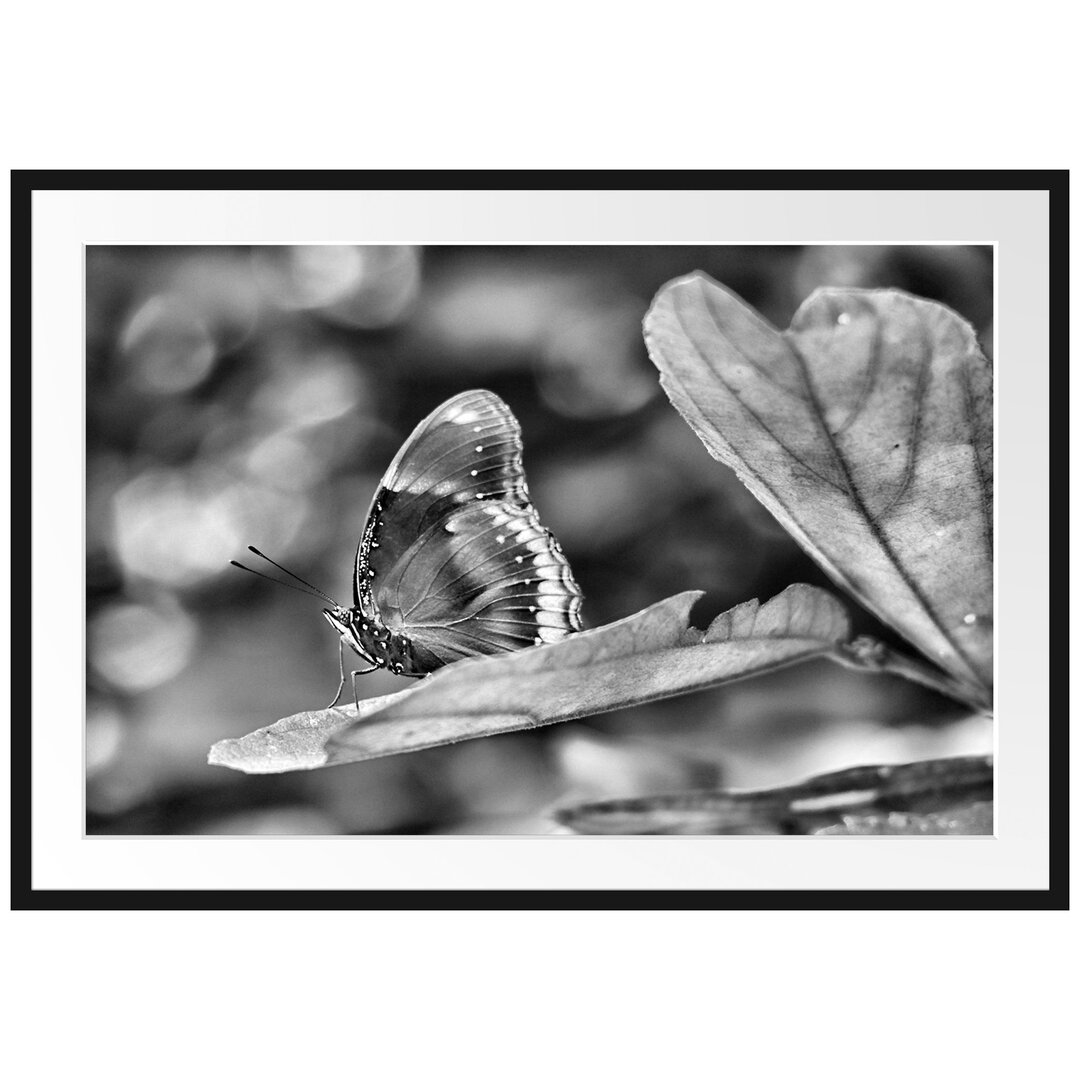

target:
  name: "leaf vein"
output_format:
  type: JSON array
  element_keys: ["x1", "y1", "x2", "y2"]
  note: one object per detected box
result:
[
  {"x1": 675, "y1": 288, "x2": 844, "y2": 493},
  {"x1": 785, "y1": 334, "x2": 986, "y2": 691}
]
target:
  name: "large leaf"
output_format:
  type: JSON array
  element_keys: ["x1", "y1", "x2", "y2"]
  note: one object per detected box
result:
[
  {"x1": 208, "y1": 584, "x2": 850, "y2": 774},
  {"x1": 555, "y1": 754, "x2": 993, "y2": 835},
  {"x1": 644, "y1": 274, "x2": 993, "y2": 709}
]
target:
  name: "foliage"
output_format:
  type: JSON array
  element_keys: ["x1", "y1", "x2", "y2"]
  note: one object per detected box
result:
[
  {"x1": 554, "y1": 755, "x2": 993, "y2": 835},
  {"x1": 644, "y1": 274, "x2": 992, "y2": 710},
  {"x1": 209, "y1": 585, "x2": 850, "y2": 773}
]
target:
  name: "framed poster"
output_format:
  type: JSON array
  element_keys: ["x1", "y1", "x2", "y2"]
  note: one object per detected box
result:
[{"x1": 10, "y1": 170, "x2": 1066, "y2": 908}]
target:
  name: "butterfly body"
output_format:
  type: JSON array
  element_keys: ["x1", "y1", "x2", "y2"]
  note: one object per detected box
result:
[
  {"x1": 326, "y1": 390, "x2": 583, "y2": 684},
  {"x1": 323, "y1": 604, "x2": 421, "y2": 676}
]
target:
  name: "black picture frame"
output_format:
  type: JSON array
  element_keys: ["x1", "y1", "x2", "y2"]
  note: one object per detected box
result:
[{"x1": 9, "y1": 168, "x2": 1068, "y2": 911}]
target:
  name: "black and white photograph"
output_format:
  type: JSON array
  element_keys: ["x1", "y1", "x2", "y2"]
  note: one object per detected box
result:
[
  {"x1": 84, "y1": 241, "x2": 996, "y2": 837},
  {"x1": 12, "y1": 174, "x2": 1061, "y2": 907}
]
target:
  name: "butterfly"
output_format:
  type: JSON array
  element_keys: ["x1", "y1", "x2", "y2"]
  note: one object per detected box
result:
[{"x1": 233, "y1": 390, "x2": 583, "y2": 709}]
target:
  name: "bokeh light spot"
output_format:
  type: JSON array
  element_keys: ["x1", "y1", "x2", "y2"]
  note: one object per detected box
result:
[
  {"x1": 245, "y1": 431, "x2": 321, "y2": 491},
  {"x1": 252, "y1": 246, "x2": 365, "y2": 310},
  {"x1": 111, "y1": 467, "x2": 308, "y2": 588},
  {"x1": 252, "y1": 350, "x2": 365, "y2": 429},
  {"x1": 416, "y1": 267, "x2": 566, "y2": 357},
  {"x1": 121, "y1": 293, "x2": 217, "y2": 394},
  {"x1": 322, "y1": 245, "x2": 422, "y2": 329},
  {"x1": 89, "y1": 599, "x2": 199, "y2": 693},
  {"x1": 86, "y1": 703, "x2": 126, "y2": 776}
]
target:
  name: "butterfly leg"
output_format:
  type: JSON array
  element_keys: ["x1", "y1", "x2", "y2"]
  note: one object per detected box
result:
[
  {"x1": 325, "y1": 639, "x2": 349, "y2": 709},
  {"x1": 350, "y1": 666, "x2": 378, "y2": 713},
  {"x1": 327, "y1": 639, "x2": 377, "y2": 709}
]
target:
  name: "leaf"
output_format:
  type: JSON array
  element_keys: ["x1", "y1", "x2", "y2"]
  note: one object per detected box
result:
[
  {"x1": 813, "y1": 802, "x2": 993, "y2": 835},
  {"x1": 555, "y1": 754, "x2": 993, "y2": 834},
  {"x1": 208, "y1": 584, "x2": 850, "y2": 774},
  {"x1": 206, "y1": 688, "x2": 416, "y2": 774},
  {"x1": 644, "y1": 274, "x2": 993, "y2": 709}
]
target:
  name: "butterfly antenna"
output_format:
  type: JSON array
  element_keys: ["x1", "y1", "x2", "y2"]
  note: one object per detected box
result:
[
  {"x1": 231, "y1": 546, "x2": 340, "y2": 606},
  {"x1": 229, "y1": 560, "x2": 329, "y2": 600}
]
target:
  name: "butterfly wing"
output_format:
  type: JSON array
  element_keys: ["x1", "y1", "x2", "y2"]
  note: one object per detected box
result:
[
  {"x1": 383, "y1": 498, "x2": 583, "y2": 668},
  {"x1": 357, "y1": 390, "x2": 582, "y2": 671}
]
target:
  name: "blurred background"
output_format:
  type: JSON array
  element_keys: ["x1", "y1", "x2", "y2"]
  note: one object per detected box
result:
[{"x1": 85, "y1": 244, "x2": 994, "y2": 835}]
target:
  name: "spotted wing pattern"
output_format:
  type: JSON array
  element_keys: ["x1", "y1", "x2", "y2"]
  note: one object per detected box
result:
[{"x1": 356, "y1": 390, "x2": 583, "y2": 672}]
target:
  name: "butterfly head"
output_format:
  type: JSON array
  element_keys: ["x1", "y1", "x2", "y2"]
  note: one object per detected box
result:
[
  {"x1": 323, "y1": 606, "x2": 361, "y2": 645},
  {"x1": 323, "y1": 605, "x2": 413, "y2": 675},
  {"x1": 324, "y1": 604, "x2": 380, "y2": 665}
]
